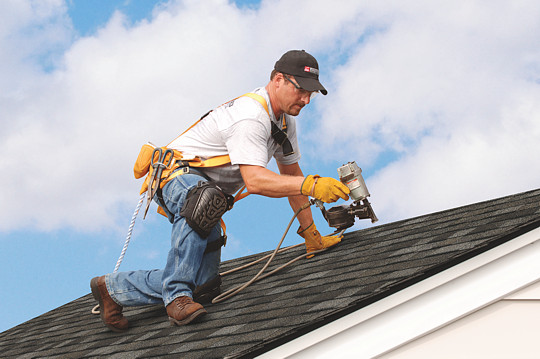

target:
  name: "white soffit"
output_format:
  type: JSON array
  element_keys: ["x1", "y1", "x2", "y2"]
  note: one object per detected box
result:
[{"x1": 259, "y1": 226, "x2": 540, "y2": 359}]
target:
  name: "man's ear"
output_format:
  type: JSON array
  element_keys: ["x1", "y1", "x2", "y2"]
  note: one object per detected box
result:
[{"x1": 273, "y1": 72, "x2": 285, "y2": 89}]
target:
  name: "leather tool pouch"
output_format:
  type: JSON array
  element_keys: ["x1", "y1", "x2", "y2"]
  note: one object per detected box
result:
[{"x1": 180, "y1": 181, "x2": 234, "y2": 238}]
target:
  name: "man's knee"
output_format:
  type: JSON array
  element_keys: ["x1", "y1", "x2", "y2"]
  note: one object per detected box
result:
[{"x1": 179, "y1": 181, "x2": 233, "y2": 238}]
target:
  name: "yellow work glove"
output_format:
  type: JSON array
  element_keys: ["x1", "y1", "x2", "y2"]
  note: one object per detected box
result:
[
  {"x1": 301, "y1": 175, "x2": 350, "y2": 203},
  {"x1": 298, "y1": 222, "x2": 342, "y2": 259}
]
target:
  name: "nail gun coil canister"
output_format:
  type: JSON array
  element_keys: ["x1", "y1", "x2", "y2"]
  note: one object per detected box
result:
[{"x1": 338, "y1": 161, "x2": 370, "y2": 202}]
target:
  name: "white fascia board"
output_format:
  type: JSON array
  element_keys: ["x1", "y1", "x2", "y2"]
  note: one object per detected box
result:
[{"x1": 259, "y1": 226, "x2": 540, "y2": 359}]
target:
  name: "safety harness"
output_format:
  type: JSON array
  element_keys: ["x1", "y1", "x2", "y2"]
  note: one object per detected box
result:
[{"x1": 134, "y1": 92, "x2": 293, "y2": 249}]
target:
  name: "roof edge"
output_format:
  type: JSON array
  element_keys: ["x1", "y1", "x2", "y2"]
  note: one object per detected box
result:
[{"x1": 253, "y1": 221, "x2": 540, "y2": 358}]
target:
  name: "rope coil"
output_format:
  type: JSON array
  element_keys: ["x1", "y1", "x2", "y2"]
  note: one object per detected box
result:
[
  {"x1": 212, "y1": 201, "x2": 314, "y2": 303},
  {"x1": 213, "y1": 200, "x2": 344, "y2": 303}
]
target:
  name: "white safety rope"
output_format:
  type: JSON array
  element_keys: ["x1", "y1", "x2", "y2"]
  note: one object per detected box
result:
[
  {"x1": 114, "y1": 193, "x2": 146, "y2": 273},
  {"x1": 92, "y1": 193, "x2": 146, "y2": 315}
]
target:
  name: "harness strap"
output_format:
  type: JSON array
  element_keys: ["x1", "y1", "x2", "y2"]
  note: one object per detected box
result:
[
  {"x1": 185, "y1": 155, "x2": 232, "y2": 168},
  {"x1": 270, "y1": 121, "x2": 294, "y2": 156},
  {"x1": 205, "y1": 235, "x2": 227, "y2": 254},
  {"x1": 162, "y1": 166, "x2": 209, "y2": 187},
  {"x1": 242, "y1": 93, "x2": 294, "y2": 156},
  {"x1": 242, "y1": 92, "x2": 270, "y2": 114},
  {"x1": 155, "y1": 187, "x2": 174, "y2": 223},
  {"x1": 234, "y1": 185, "x2": 250, "y2": 202}
]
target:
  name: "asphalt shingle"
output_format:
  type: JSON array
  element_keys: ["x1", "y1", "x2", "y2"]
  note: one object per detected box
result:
[{"x1": 1, "y1": 188, "x2": 539, "y2": 358}]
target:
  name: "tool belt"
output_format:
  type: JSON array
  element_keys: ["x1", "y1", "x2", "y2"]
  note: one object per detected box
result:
[
  {"x1": 134, "y1": 143, "x2": 231, "y2": 195},
  {"x1": 133, "y1": 143, "x2": 237, "y2": 252}
]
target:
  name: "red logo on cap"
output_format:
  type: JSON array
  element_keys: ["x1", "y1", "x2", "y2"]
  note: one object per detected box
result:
[{"x1": 304, "y1": 66, "x2": 311, "y2": 72}]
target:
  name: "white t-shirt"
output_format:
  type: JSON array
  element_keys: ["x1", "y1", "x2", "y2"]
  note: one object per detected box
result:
[{"x1": 168, "y1": 87, "x2": 301, "y2": 195}]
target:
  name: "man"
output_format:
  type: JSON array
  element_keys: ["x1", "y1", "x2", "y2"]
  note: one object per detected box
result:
[{"x1": 91, "y1": 50, "x2": 350, "y2": 332}]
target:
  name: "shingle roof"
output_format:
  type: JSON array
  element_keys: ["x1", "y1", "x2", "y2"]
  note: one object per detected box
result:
[{"x1": 2, "y1": 188, "x2": 540, "y2": 358}]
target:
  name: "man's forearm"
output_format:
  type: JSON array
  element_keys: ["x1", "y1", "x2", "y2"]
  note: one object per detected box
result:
[
  {"x1": 239, "y1": 163, "x2": 314, "y2": 229},
  {"x1": 276, "y1": 162, "x2": 314, "y2": 229},
  {"x1": 239, "y1": 165, "x2": 304, "y2": 197}
]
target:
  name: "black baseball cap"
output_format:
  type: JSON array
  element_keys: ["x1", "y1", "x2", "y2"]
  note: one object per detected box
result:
[{"x1": 274, "y1": 50, "x2": 327, "y2": 95}]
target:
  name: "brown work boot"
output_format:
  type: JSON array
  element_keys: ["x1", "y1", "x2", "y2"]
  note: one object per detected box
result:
[
  {"x1": 90, "y1": 276, "x2": 129, "y2": 332},
  {"x1": 166, "y1": 296, "x2": 207, "y2": 326}
]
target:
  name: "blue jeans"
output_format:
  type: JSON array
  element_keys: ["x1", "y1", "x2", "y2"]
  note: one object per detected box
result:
[{"x1": 105, "y1": 173, "x2": 222, "y2": 307}]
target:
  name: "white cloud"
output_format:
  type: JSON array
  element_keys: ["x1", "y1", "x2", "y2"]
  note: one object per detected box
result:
[
  {"x1": 0, "y1": 0, "x2": 365, "y2": 232},
  {"x1": 1, "y1": 0, "x2": 539, "y2": 233},
  {"x1": 313, "y1": 0, "x2": 540, "y2": 221}
]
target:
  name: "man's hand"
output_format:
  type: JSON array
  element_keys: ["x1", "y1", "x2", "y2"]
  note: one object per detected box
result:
[
  {"x1": 301, "y1": 175, "x2": 350, "y2": 203},
  {"x1": 298, "y1": 222, "x2": 342, "y2": 258}
]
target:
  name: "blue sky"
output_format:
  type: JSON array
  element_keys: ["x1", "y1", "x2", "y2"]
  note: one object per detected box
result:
[
  {"x1": 67, "y1": 0, "x2": 159, "y2": 35},
  {"x1": 1, "y1": 0, "x2": 540, "y2": 333}
]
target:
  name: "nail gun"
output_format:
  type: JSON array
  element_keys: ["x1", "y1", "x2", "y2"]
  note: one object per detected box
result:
[{"x1": 314, "y1": 161, "x2": 378, "y2": 231}]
